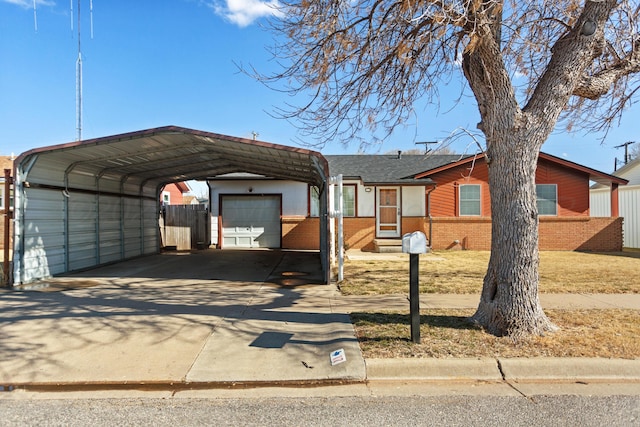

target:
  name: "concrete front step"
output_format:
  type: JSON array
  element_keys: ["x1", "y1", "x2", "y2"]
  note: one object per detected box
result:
[
  {"x1": 374, "y1": 239, "x2": 403, "y2": 246},
  {"x1": 373, "y1": 239, "x2": 402, "y2": 253}
]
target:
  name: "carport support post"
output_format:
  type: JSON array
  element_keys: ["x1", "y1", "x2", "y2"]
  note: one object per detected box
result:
[
  {"x1": 3, "y1": 169, "x2": 12, "y2": 286},
  {"x1": 409, "y1": 253, "x2": 420, "y2": 343},
  {"x1": 328, "y1": 174, "x2": 344, "y2": 282}
]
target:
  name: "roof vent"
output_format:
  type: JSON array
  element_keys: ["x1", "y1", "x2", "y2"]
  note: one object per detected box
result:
[{"x1": 397, "y1": 150, "x2": 402, "y2": 159}]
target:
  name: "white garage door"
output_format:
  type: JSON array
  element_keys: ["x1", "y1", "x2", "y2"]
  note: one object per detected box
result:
[{"x1": 221, "y1": 195, "x2": 281, "y2": 248}]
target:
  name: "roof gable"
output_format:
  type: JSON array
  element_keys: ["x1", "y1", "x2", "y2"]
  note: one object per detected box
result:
[
  {"x1": 414, "y1": 152, "x2": 628, "y2": 186},
  {"x1": 325, "y1": 154, "x2": 462, "y2": 185},
  {"x1": 611, "y1": 158, "x2": 640, "y2": 185},
  {"x1": 174, "y1": 181, "x2": 191, "y2": 193}
]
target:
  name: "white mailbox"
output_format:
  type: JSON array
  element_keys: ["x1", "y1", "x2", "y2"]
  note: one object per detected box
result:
[{"x1": 402, "y1": 231, "x2": 427, "y2": 254}]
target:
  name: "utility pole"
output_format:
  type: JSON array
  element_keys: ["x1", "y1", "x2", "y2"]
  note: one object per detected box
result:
[{"x1": 614, "y1": 141, "x2": 636, "y2": 166}]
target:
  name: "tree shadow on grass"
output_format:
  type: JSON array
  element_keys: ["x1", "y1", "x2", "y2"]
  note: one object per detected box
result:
[
  {"x1": 350, "y1": 311, "x2": 481, "y2": 331},
  {"x1": 587, "y1": 250, "x2": 640, "y2": 259}
]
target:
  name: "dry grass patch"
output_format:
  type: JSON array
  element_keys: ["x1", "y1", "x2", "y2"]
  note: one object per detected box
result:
[
  {"x1": 539, "y1": 251, "x2": 640, "y2": 293},
  {"x1": 352, "y1": 309, "x2": 640, "y2": 359},
  {"x1": 340, "y1": 250, "x2": 640, "y2": 295}
]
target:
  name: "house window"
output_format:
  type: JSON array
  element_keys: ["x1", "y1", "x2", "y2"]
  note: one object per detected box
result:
[
  {"x1": 0, "y1": 186, "x2": 4, "y2": 210},
  {"x1": 459, "y1": 184, "x2": 481, "y2": 216},
  {"x1": 162, "y1": 191, "x2": 171, "y2": 205},
  {"x1": 536, "y1": 184, "x2": 557, "y2": 216},
  {"x1": 339, "y1": 185, "x2": 356, "y2": 217},
  {"x1": 309, "y1": 186, "x2": 320, "y2": 217},
  {"x1": 310, "y1": 184, "x2": 356, "y2": 217}
]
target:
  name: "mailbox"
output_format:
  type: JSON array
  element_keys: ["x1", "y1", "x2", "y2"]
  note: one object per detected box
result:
[{"x1": 402, "y1": 231, "x2": 427, "y2": 254}]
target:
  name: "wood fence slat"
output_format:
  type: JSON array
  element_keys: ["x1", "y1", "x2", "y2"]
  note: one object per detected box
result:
[{"x1": 160, "y1": 205, "x2": 209, "y2": 250}]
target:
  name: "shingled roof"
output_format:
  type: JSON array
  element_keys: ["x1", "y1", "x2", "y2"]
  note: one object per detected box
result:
[{"x1": 325, "y1": 153, "x2": 464, "y2": 185}]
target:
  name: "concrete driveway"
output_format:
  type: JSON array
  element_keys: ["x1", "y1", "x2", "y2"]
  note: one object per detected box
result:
[{"x1": 0, "y1": 250, "x2": 366, "y2": 387}]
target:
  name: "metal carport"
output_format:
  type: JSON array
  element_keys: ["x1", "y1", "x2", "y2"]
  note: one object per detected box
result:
[{"x1": 10, "y1": 126, "x2": 331, "y2": 286}]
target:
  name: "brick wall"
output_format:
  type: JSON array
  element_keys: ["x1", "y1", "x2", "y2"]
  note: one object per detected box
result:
[
  {"x1": 281, "y1": 215, "x2": 624, "y2": 252},
  {"x1": 428, "y1": 216, "x2": 623, "y2": 251},
  {"x1": 282, "y1": 217, "x2": 319, "y2": 249},
  {"x1": 401, "y1": 217, "x2": 426, "y2": 236},
  {"x1": 344, "y1": 217, "x2": 376, "y2": 250},
  {"x1": 430, "y1": 217, "x2": 493, "y2": 250},
  {"x1": 538, "y1": 217, "x2": 623, "y2": 251},
  {"x1": 0, "y1": 211, "x2": 11, "y2": 254}
]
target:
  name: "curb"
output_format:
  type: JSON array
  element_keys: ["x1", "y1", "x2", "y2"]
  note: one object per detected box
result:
[
  {"x1": 2, "y1": 358, "x2": 639, "y2": 393},
  {"x1": 365, "y1": 358, "x2": 503, "y2": 381},
  {"x1": 498, "y1": 357, "x2": 640, "y2": 382},
  {"x1": 365, "y1": 358, "x2": 640, "y2": 383}
]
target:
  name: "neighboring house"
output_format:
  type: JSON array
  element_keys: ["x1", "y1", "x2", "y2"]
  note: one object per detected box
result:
[
  {"x1": 183, "y1": 195, "x2": 206, "y2": 206},
  {"x1": 208, "y1": 152, "x2": 627, "y2": 252},
  {"x1": 160, "y1": 182, "x2": 191, "y2": 205},
  {"x1": 1, "y1": 155, "x2": 14, "y2": 253},
  {"x1": 591, "y1": 157, "x2": 640, "y2": 248}
]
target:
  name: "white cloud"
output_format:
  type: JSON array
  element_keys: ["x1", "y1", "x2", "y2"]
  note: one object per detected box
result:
[
  {"x1": 209, "y1": 0, "x2": 282, "y2": 28},
  {"x1": 2, "y1": 0, "x2": 55, "y2": 8}
]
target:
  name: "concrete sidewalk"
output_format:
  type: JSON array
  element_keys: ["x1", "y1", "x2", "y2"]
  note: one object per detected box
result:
[
  {"x1": 0, "y1": 250, "x2": 366, "y2": 388},
  {"x1": 332, "y1": 293, "x2": 640, "y2": 311},
  {"x1": 0, "y1": 249, "x2": 638, "y2": 392}
]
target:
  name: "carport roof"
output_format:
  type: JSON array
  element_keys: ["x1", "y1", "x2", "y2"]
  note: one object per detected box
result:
[{"x1": 16, "y1": 126, "x2": 329, "y2": 189}]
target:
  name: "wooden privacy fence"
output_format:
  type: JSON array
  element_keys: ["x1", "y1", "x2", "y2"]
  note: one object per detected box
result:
[{"x1": 160, "y1": 204, "x2": 210, "y2": 250}]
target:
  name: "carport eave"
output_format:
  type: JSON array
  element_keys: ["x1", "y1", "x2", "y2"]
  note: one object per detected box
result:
[{"x1": 14, "y1": 125, "x2": 330, "y2": 191}]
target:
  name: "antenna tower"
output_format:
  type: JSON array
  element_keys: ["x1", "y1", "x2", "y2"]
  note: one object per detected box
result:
[
  {"x1": 416, "y1": 141, "x2": 438, "y2": 154},
  {"x1": 73, "y1": 0, "x2": 94, "y2": 141}
]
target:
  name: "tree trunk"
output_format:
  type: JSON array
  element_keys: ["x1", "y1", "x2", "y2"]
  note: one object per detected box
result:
[{"x1": 470, "y1": 130, "x2": 557, "y2": 338}]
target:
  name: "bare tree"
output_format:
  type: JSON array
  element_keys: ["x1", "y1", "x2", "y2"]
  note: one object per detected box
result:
[
  {"x1": 629, "y1": 142, "x2": 640, "y2": 161},
  {"x1": 261, "y1": 0, "x2": 640, "y2": 338}
]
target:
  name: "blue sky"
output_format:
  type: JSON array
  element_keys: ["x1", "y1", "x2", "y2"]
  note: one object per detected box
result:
[{"x1": 1, "y1": 0, "x2": 638, "y2": 178}]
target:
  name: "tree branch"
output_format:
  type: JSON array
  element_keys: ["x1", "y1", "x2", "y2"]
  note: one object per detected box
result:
[
  {"x1": 573, "y1": 42, "x2": 640, "y2": 99},
  {"x1": 524, "y1": 0, "x2": 618, "y2": 124}
]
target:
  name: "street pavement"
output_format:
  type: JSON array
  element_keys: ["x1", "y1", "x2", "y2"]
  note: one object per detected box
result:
[{"x1": 0, "y1": 249, "x2": 638, "y2": 394}]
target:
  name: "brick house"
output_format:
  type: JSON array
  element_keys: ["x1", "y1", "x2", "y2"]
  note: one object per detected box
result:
[
  {"x1": 207, "y1": 152, "x2": 627, "y2": 251},
  {"x1": 160, "y1": 181, "x2": 191, "y2": 205}
]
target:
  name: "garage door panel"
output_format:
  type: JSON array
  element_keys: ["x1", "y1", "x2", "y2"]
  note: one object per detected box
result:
[{"x1": 222, "y1": 195, "x2": 281, "y2": 248}]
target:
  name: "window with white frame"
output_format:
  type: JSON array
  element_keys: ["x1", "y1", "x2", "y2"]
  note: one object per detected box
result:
[
  {"x1": 162, "y1": 191, "x2": 171, "y2": 205},
  {"x1": 309, "y1": 184, "x2": 356, "y2": 217},
  {"x1": 459, "y1": 184, "x2": 481, "y2": 216},
  {"x1": 536, "y1": 184, "x2": 557, "y2": 216},
  {"x1": 339, "y1": 185, "x2": 356, "y2": 217},
  {"x1": 0, "y1": 186, "x2": 12, "y2": 211},
  {"x1": 309, "y1": 186, "x2": 320, "y2": 217}
]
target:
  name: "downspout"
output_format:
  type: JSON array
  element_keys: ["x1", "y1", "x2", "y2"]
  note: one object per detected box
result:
[{"x1": 426, "y1": 184, "x2": 436, "y2": 249}]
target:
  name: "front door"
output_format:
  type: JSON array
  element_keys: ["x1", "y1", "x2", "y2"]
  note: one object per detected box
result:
[{"x1": 376, "y1": 187, "x2": 401, "y2": 238}]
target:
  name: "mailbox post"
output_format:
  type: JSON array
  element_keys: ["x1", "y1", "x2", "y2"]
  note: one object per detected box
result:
[{"x1": 402, "y1": 231, "x2": 427, "y2": 343}]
